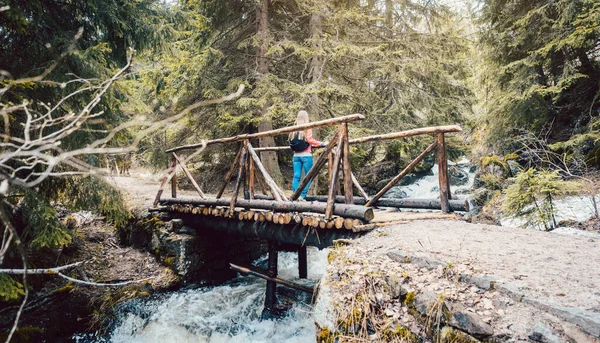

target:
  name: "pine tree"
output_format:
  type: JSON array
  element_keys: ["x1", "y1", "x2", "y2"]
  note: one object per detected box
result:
[{"x1": 479, "y1": 0, "x2": 600, "y2": 148}]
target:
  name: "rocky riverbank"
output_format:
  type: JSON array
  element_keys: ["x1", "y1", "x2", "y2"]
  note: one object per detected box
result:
[
  {"x1": 0, "y1": 209, "x2": 180, "y2": 342},
  {"x1": 314, "y1": 219, "x2": 600, "y2": 342}
]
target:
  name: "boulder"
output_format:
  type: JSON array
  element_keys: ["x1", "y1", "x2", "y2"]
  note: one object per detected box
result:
[
  {"x1": 528, "y1": 323, "x2": 561, "y2": 343},
  {"x1": 449, "y1": 166, "x2": 470, "y2": 186},
  {"x1": 449, "y1": 311, "x2": 494, "y2": 340},
  {"x1": 413, "y1": 291, "x2": 450, "y2": 324},
  {"x1": 384, "y1": 187, "x2": 409, "y2": 199},
  {"x1": 385, "y1": 276, "x2": 409, "y2": 299}
]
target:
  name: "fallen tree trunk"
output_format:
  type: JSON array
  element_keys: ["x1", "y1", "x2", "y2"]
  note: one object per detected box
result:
[
  {"x1": 253, "y1": 194, "x2": 469, "y2": 212},
  {"x1": 159, "y1": 197, "x2": 375, "y2": 221}
]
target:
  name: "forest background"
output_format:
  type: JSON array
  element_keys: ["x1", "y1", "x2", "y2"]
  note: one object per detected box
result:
[{"x1": 0, "y1": 0, "x2": 599, "y2": 335}]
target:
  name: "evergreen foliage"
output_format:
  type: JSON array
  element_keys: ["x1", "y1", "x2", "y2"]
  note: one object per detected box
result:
[
  {"x1": 18, "y1": 191, "x2": 72, "y2": 250},
  {"x1": 0, "y1": 274, "x2": 25, "y2": 302},
  {"x1": 0, "y1": 0, "x2": 171, "y2": 303},
  {"x1": 479, "y1": 0, "x2": 600, "y2": 148},
  {"x1": 502, "y1": 168, "x2": 580, "y2": 229},
  {"x1": 136, "y1": 0, "x2": 473, "y2": 182}
]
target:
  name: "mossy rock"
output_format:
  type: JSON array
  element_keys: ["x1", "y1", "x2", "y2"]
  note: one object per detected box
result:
[
  {"x1": 439, "y1": 326, "x2": 480, "y2": 343},
  {"x1": 0, "y1": 326, "x2": 44, "y2": 342}
]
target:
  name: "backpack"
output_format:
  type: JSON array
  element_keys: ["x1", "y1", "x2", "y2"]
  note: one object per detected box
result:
[{"x1": 289, "y1": 132, "x2": 309, "y2": 152}]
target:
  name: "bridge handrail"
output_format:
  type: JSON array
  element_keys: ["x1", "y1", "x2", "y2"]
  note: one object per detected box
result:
[
  {"x1": 154, "y1": 118, "x2": 461, "y2": 214},
  {"x1": 253, "y1": 125, "x2": 462, "y2": 152},
  {"x1": 165, "y1": 113, "x2": 365, "y2": 153}
]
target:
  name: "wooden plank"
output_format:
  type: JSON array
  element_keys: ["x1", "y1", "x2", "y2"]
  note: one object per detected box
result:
[
  {"x1": 216, "y1": 147, "x2": 243, "y2": 199},
  {"x1": 172, "y1": 152, "x2": 206, "y2": 199},
  {"x1": 341, "y1": 123, "x2": 353, "y2": 204},
  {"x1": 365, "y1": 141, "x2": 438, "y2": 207},
  {"x1": 290, "y1": 129, "x2": 341, "y2": 201},
  {"x1": 167, "y1": 114, "x2": 365, "y2": 153},
  {"x1": 246, "y1": 143, "x2": 287, "y2": 201},
  {"x1": 325, "y1": 130, "x2": 345, "y2": 219},
  {"x1": 437, "y1": 133, "x2": 451, "y2": 213}
]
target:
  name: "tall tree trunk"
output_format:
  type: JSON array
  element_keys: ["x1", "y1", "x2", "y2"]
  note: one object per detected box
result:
[
  {"x1": 308, "y1": 11, "x2": 324, "y2": 121},
  {"x1": 256, "y1": 0, "x2": 284, "y2": 186},
  {"x1": 368, "y1": 0, "x2": 376, "y2": 11},
  {"x1": 307, "y1": 7, "x2": 324, "y2": 195},
  {"x1": 386, "y1": 0, "x2": 393, "y2": 37}
]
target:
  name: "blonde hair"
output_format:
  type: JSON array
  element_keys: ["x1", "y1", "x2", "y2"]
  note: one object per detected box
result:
[{"x1": 289, "y1": 110, "x2": 310, "y2": 140}]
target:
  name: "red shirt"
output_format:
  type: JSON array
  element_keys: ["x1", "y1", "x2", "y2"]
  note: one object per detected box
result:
[{"x1": 298, "y1": 129, "x2": 323, "y2": 153}]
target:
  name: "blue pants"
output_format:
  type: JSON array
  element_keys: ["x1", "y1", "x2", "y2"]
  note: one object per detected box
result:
[{"x1": 292, "y1": 155, "x2": 314, "y2": 198}]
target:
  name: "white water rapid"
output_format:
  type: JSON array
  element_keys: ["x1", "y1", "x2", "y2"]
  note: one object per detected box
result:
[
  {"x1": 387, "y1": 156, "x2": 475, "y2": 202},
  {"x1": 81, "y1": 249, "x2": 328, "y2": 343}
]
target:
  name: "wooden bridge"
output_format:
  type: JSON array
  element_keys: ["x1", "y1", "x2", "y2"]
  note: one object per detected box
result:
[{"x1": 149, "y1": 114, "x2": 468, "y2": 316}]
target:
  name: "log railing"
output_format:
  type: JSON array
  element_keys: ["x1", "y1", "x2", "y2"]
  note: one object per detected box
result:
[
  {"x1": 249, "y1": 125, "x2": 462, "y2": 213},
  {"x1": 154, "y1": 115, "x2": 462, "y2": 219},
  {"x1": 153, "y1": 114, "x2": 364, "y2": 221}
]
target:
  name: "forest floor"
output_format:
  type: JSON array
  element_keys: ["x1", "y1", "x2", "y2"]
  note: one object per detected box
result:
[{"x1": 108, "y1": 170, "x2": 600, "y2": 341}]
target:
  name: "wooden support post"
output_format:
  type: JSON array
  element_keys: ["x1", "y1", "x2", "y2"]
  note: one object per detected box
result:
[
  {"x1": 327, "y1": 152, "x2": 333, "y2": 188},
  {"x1": 170, "y1": 154, "x2": 177, "y2": 198},
  {"x1": 366, "y1": 141, "x2": 438, "y2": 207},
  {"x1": 264, "y1": 241, "x2": 279, "y2": 314},
  {"x1": 246, "y1": 143, "x2": 288, "y2": 201},
  {"x1": 298, "y1": 245, "x2": 307, "y2": 279},
  {"x1": 244, "y1": 144, "x2": 250, "y2": 200},
  {"x1": 351, "y1": 172, "x2": 370, "y2": 201},
  {"x1": 153, "y1": 154, "x2": 178, "y2": 207},
  {"x1": 255, "y1": 167, "x2": 270, "y2": 195},
  {"x1": 437, "y1": 133, "x2": 451, "y2": 213},
  {"x1": 229, "y1": 146, "x2": 247, "y2": 215},
  {"x1": 216, "y1": 147, "x2": 243, "y2": 199},
  {"x1": 172, "y1": 152, "x2": 206, "y2": 199},
  {"x1": 249, "y1": 155, "x2": 256, "y2": 199},
  {"x1": 325, "y1": 130, "x2": 345, "y2": 219},
  {"x1": 341, "y1": 123, "x2": 353, "y2": 204},
  {"x1": 290, "y1": 129, "x2": 341, "y2": 201}
]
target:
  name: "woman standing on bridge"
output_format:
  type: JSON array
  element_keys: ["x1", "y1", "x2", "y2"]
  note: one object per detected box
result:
[{"x1": 289, "y1": 110, "x2": 326, "y2": 201}]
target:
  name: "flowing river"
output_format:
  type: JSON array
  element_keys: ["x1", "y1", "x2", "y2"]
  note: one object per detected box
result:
[
  {"x1": 80, "y1": 161, "x2": 478, "y2": 342},
  {"x1": 80, "y1": 249, "x2": 328, "y2": 343}
]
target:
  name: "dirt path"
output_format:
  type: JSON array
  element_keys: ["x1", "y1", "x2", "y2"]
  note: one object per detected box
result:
[{"x1": 363, "y1": 220, "x2": 600, "y2": 311}]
